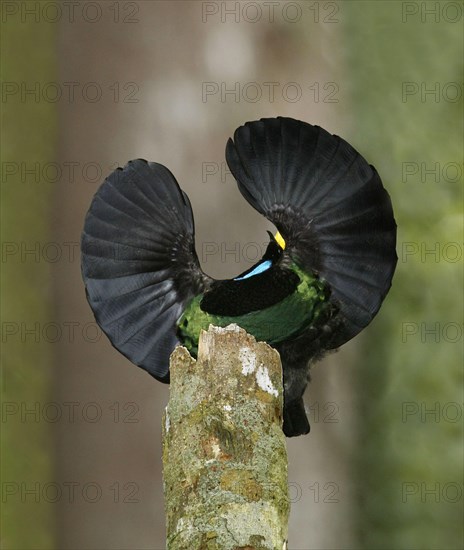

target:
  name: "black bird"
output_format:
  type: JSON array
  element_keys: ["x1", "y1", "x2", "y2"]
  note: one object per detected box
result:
[{"x1": 81, "y1": 117, "x2": 397, "y2": 437}]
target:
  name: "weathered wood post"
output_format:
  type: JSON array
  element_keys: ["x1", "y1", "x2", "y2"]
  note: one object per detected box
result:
[{"x1": 163, "y1": 324, "x2": 289, "y2": 549}]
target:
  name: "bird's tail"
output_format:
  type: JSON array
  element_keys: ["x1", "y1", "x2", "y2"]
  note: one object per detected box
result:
[{"x1": 283, "y1": 399, "x2": 310, "y2": 437}]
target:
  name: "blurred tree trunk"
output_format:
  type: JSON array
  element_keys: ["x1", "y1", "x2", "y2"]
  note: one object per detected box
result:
[{"x1": 163, "y1": 325, "x2": 289, "y2": 549}]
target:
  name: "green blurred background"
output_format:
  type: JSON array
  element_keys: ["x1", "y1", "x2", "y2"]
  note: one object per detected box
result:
[{"x1": 1, "y1": 1, "x2": 462, "y2": 549}]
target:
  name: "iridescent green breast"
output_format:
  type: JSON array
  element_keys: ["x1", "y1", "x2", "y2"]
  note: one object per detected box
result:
[{"x1": 177, "y1": 263, "x2": 333, "y2": 357}]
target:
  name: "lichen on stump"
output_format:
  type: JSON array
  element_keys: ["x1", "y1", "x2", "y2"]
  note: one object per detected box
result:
[{"x1": 163, "y1": 324, "x2": 289, "y2": 550}]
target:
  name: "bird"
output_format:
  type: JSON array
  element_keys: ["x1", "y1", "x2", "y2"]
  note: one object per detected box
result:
[{"x1": 81, "y1": 117, "x2": 397, "y2": 437}]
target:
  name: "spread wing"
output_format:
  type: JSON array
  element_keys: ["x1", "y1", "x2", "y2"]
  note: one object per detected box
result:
[
  {"x1": 81, "y1": 159, "x2": 212, "y2": 381},
  {"x1": 225, "y1": 117, "x2": 397, "y2": 348}
]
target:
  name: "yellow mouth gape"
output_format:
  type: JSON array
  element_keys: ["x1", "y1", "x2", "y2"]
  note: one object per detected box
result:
[{"x1": 275, "y1": 231, "x2": 286, "y2": 250}]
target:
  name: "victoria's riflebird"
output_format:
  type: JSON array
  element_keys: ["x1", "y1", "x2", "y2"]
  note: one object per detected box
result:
[{"x1": 81, "y1": 117, "x2": 397, "y2": 437}]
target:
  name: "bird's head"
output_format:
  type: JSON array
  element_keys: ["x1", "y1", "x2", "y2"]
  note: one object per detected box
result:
[{"x1": 264, "y1": 230, "x2": 286, "y2": 264}]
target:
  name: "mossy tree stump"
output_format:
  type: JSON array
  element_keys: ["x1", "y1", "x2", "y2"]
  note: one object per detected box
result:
[{"x1": 163, "y1": 324, "x2": 289, "y2": 549}]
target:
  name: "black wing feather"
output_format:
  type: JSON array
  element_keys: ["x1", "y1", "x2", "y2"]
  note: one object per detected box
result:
[
  {"x1": 226, "y1": 117, "x2": 397, "y2": 348},
  {"x1": 81, "y1": 159, "x2": 211, "y2": 381}
]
